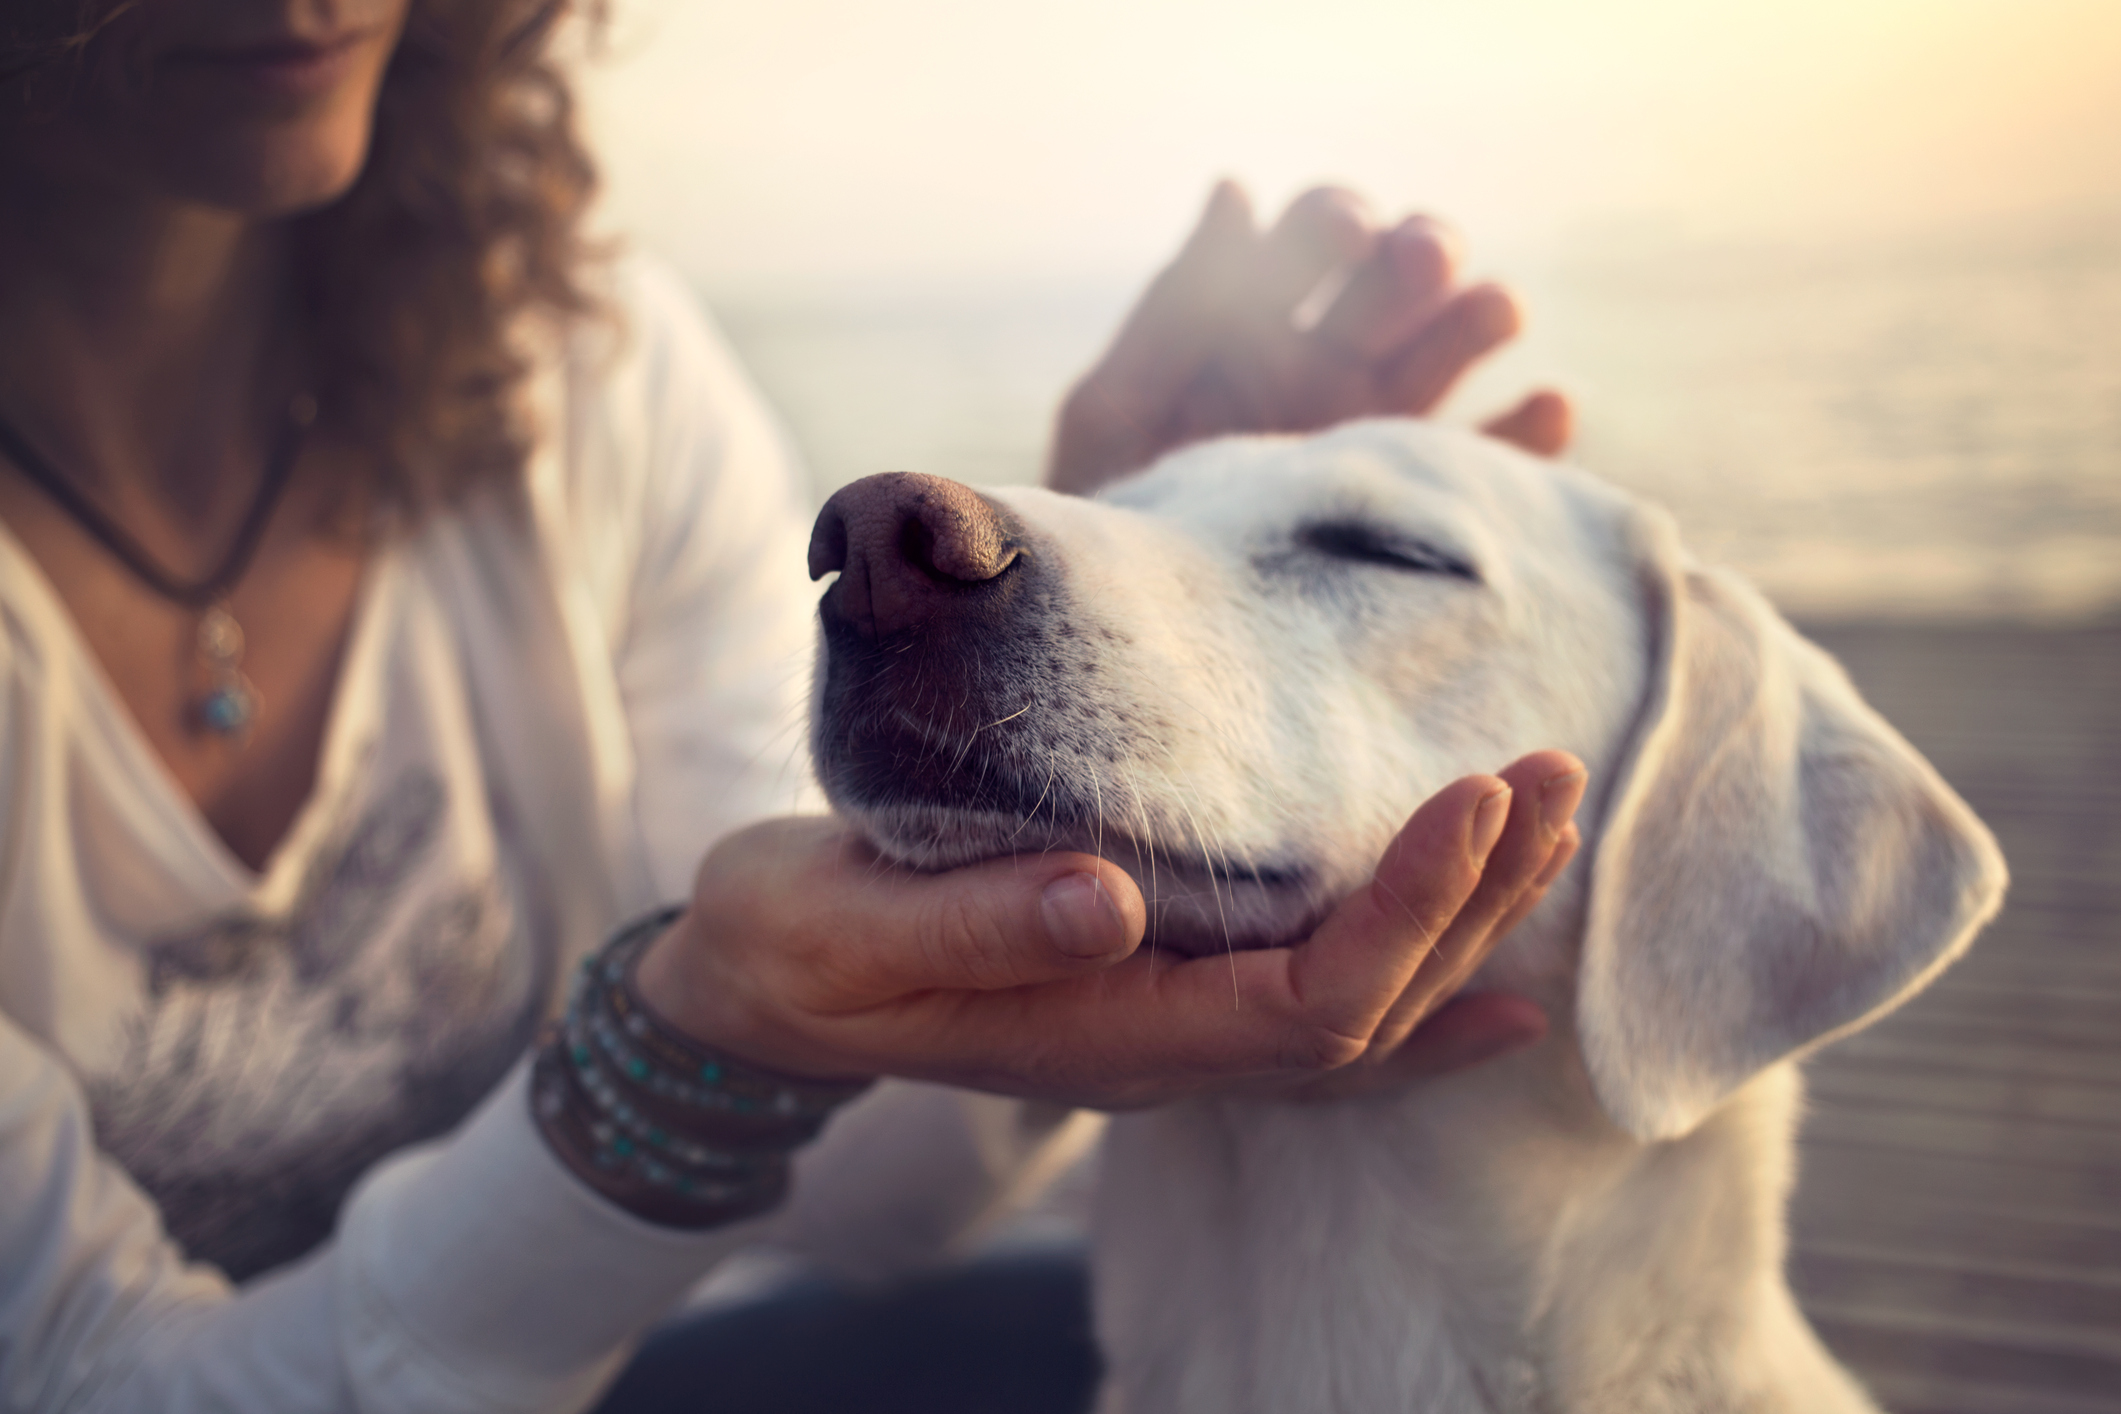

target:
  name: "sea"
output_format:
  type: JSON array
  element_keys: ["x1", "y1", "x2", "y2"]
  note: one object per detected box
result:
[{"x1": 707, "y1": 221, "x2": 2121, "y2": 624}]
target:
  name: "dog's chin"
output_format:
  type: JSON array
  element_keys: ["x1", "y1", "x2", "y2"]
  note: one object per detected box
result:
[
  {"x1": 842, "y1": 803, "x2": 1060, "y2": 872},
  {"x1": 841, "y1": 802, "x2": 1331, "y2": 958}
]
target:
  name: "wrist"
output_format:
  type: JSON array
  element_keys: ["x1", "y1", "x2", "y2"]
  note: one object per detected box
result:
[
  {"x1": 530, "y1": 908, "x2": 872, "y2": 1229},
  {"x1": 630, "y1": 907, "x2": 704, "y2": 1025},
  {"x1": 634, "y1": 903, "x2": 875, "y2": 1085}
]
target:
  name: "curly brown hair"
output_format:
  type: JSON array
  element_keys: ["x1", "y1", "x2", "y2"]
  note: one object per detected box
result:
[{"x1": 2, "y1": 0, "x2": 606, "y2": 522}]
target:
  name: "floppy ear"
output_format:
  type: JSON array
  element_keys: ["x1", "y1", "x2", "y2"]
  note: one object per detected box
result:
[{"x1": 1577, "y1": 510, "x2": 2008, "y2": 1142}]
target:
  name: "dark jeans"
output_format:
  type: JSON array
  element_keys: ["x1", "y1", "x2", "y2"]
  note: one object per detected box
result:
[{"x1": 592, "y1": 1250, "x2": 1102, "y2": 1414}]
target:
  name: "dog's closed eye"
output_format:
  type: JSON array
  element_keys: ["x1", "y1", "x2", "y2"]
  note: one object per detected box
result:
[{"x1": 1296, "y1": 521, "x2": 1479, "y2": 582}]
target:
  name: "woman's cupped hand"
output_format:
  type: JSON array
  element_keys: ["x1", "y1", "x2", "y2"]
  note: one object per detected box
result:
[{"x1": 632, "y1": 751, "x2": 1586, "y2": 1110}]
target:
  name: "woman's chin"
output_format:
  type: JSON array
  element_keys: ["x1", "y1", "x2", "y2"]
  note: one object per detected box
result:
[
  {"x1": 58, "y1": 19, "x2": 400, "y2": 218},
  {"x1": 140, "y1": 106, "x2": 379, "y2": 217}
]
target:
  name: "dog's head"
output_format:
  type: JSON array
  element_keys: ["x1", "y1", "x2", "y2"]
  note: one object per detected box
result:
[{"x1": 808, "y1": 419, "x2": 2006, "y2": 1140}]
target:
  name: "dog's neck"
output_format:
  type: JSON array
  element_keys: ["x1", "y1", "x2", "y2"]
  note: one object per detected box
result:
[{"x1": 1089, "y1": 905, "x2": 1878, "y2": 1414}]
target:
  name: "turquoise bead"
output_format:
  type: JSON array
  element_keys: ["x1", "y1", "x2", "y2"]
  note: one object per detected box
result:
[{"x1": 199, "y1": 685, "x2": 254, "y2": 734}]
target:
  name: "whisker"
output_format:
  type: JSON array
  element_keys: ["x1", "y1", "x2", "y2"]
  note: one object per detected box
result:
[
  {"x1": 1089, "y1": 770, "x2": 1107, "y2": 870},
  {"x1": 1132, "y1": 781, "x2": 1162, "y2": 975},
  {"x1": 857, "y1": 837, "x2": 899, "y2": 890},
  {"x1": 1012, "y1": 749, "x2": 1061, "y2": 842},
  {"x1": 775, "y1": 733, "x2": 811, "y2": 807},
  {"x1": 983, "y1": 700, "x2": 1035, "y2": 731},
  {"x1": 1171, "y1": 787, "x2": 1239, "y2": 1009},
  {"x1": 1368, "y1": 870, "x2": 1438, "y2": 951},
  {"x1": 1037, "y1": 750, "x2": 1063, "y2": 866},
  {"x1": 1204, "y1": 819, "x2": 1250, "y2": 1007},
  {"x1": 947, "y1": 718, "x2": 982, "y2": 777},
  {"x1": 735, "y1": 669, "x2": 816, "y2": 789}
]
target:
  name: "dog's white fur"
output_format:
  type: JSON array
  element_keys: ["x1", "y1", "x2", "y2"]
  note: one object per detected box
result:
[{"x1": 820, "y1": 420, "x2": 2007, "y2": 1414}]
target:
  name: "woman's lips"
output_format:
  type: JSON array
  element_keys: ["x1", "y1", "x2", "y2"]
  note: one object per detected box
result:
[{"x1": 166, "y1": 31, "x2": 379, "y2": 100}]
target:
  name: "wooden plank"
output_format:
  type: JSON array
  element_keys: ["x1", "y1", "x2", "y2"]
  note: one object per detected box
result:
[
  {"x1": 1801, "y1": 1106, "x2": 2121, "y2": 1171},
  {"x1": 1861, "y1": 1376, "x2": 2121, "y2": 1414},
  {"x1": 1789, "y1": 1249, "x2": 2121, "y2": 1339},
  {"x1": 1781, "y1": 621, "x2": 2121, "y2": 1412},
  {"x1": 1817, "y1": 1033, "x2": 2121, "y2": 1087},
  {"x1": 1789, "y1": 1201, "x2": 2121, "y2": 1275},
  {"x1": 1805, "y1": 1067, "x2": 2121, "y2": 1125},
  {"x1": 1796, "y1": 1136, "x2": 2121, "y2": 1216},
  {"x1": 1825, "y1": 1009, "x2": 2121, "y2": 1059},
  {"x1": 1941, "y1": 938, "x2": 2121, "y2": 980},
  {"x1": 1841, "y1": 986, "x2": 2121, "y2": 1041},
  {"x1": 1805, "y1": 1310, "x2": 2121, "y2": 1396}
]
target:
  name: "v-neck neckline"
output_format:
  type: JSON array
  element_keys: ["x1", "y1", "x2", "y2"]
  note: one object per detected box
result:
[{"x1": 0, "y1": 514, "x2": 399, "y2": 913}]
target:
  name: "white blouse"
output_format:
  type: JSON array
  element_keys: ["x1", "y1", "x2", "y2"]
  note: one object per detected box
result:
[{"x1": 0, "y1": 257, "x2": 1075, "y2": 1414}]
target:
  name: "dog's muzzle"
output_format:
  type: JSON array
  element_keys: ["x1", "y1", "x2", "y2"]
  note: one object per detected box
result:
[
  {"x1": 808, "y1": 472, "x2": 1061, "y2": 824},
  {"x1": 807, "y1": 472, "x2": 1323, "y2": 944}
]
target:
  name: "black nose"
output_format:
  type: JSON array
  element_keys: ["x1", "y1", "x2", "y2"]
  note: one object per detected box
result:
[{"x1": 809, "y1": 472, "x2": 1025, "y2": 640}]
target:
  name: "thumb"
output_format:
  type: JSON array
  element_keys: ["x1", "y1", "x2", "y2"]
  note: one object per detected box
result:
[{"x1": 874, "y1": 852, "x2": 1148, "y2": 994}]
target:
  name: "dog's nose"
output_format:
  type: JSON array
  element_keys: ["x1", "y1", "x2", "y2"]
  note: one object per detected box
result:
[{"x1": 808, "y1": 471, "x2": 1025, "y2": 639}]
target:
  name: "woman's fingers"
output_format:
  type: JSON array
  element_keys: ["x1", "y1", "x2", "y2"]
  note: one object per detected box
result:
[
  {"x1": 1487, "y1": 821, "x2": 1579, "y2": 940},
  {"x1": 1256, "y1": 186, "x2": 1377, "y2": 319},
  {"x1": 1362, "y1": 754, "x2": 1584, "y2": 1054},
  {"x1": 1313, "y1": 215, "x2": 1461, "y2": 358},
  {"x1": 1274, "y1": 753, "x2": 1582, "y2": 1102},
  {"x1": 1055, "y1": 762, "x2": 1570, "y2": 1104},
  {"x1": 1278, "y1": 773, "x2": 1513, "y2": 1055},
  {"x1": 1381, "y1": 282, "x2": 1523, "y2": 414},
  {"x1": 1166, "y1": 186, "x2": 1378, "y2": 442},
  {"x1": 1481, "y1": 389, "x2": 1574, "y2": 457}
]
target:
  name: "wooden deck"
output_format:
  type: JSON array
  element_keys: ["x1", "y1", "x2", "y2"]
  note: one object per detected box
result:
[{"x1": 1788, "y1": 620, "x2": 2121, "y2": 1414}]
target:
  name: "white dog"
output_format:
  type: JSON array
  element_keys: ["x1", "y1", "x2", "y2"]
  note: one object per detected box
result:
[{"x1": 804, "y1": 419, "x2": 2006, "y2": 1414}]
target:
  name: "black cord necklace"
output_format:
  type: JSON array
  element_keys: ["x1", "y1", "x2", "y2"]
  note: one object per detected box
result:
[{"x1": 0, "y1": 392, "x2": 317, "y2": 741}]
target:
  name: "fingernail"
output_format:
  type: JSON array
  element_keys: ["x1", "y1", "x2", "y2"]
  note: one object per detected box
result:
[
  {"x1": 1042, "y1": 874, "x2": 1127, "y2": 959},
  {"x1": 1469, "y1": 786, "x2": 1511, "y2": 866},
  {"x1": 1539, "y1": 768, "x2": 1588, "y2": 838},
  {"x1": 1533, "y1": 823, "x2": 1579, "y2": 887}
]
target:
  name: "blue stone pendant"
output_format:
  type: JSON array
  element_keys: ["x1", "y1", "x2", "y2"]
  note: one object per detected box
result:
[
  {"x1": 194, "y1": 605, "x2": 259, "y2": 741},
  {"x1": 199, "y1": 679, "x2": 258, "y2": 736}
]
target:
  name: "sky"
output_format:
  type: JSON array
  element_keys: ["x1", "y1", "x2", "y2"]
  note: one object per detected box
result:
[{"x1": 576, "y1": 0, "x2": 2121, "y2": 291}]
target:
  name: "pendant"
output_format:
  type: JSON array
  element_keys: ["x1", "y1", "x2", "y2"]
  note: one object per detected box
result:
[{"x1": 194, "y1": 604, "x2": 260, "y2": 740}]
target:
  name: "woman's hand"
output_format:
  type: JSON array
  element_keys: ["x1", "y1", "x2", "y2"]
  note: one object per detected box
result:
[
  {"x1": 1047, "y1": 182, "x2": 1573, "y2": 497},
  {"x1": 1261, "y1": 752, "x2": 1583, "y2": 1103},
  {"x1": 632, "y1": 751, "x2": 1584, "y2": 1110}
]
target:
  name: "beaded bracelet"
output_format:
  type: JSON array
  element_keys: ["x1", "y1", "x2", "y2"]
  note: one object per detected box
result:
[{"x1": 531, "y1": 906, "x2": 873, "y2": 1228}]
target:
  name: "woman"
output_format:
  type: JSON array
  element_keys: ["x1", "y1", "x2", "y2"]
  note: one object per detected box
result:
[{"x1": 0, "y1": 1, "x2": 1583, "y2": 1410}]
